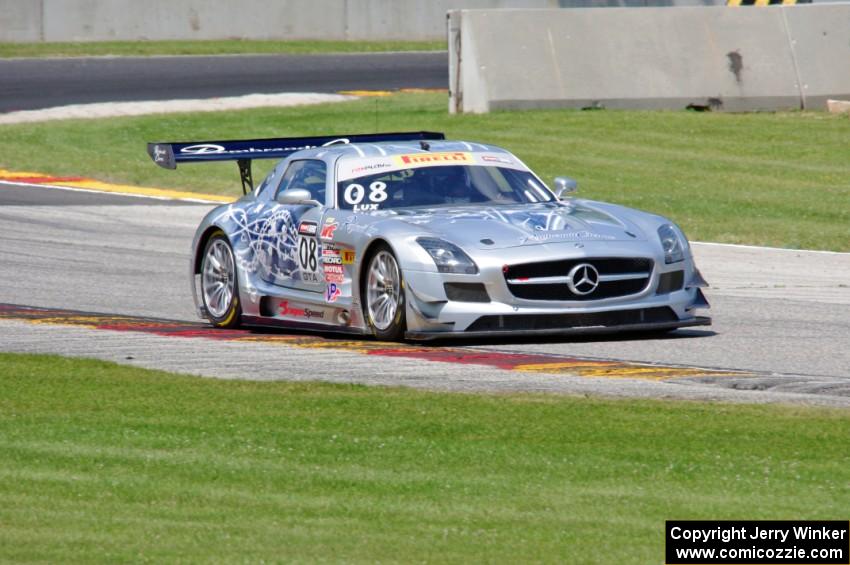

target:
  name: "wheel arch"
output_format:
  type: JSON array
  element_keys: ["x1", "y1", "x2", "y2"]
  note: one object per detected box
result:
[
  {"x1": 195, "y1": 226, "x2": 242, "y2": 328},
  {"x1": 194, "y1": 225, "x2": 229, "y2": 274},
  {"x1": 357, "y1": 237, "x2": 408, "y2": 340},
  {"x1": 356, "y1": 237, "x2": 395, "y2": 304}
]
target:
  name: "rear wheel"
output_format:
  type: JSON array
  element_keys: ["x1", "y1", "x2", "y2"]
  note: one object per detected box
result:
[
  {"x1": 363, "y1": 244, "x2": 406, "y2": 341},
  {"x1": 200, "y1": 232, "x2": 241, "y2": 328}
]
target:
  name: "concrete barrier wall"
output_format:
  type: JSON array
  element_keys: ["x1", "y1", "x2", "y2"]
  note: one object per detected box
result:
[
  {"x1": 0, "y1": 0, "x2": 42, "y2": 42},
  {"x1": 783, "y1": 5, "x2": 850, "y2": 110},
  {"x1": 0, "y1": 0, "x2": 556, "y2": 42},
  {"x1": 449, "y1": 5, "x2": 850, "y2": 112}
]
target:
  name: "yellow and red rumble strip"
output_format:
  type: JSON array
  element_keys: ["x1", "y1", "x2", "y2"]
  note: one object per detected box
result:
[
  {"x1": 337, "y1": 88, "x2": 448, "y2": 97},
  {"x1": 0, "y1": 304, "x2": 752, "y2": 381},
  {"x1": 0, "y1": 168, "x2": 233, "y2": 204}
]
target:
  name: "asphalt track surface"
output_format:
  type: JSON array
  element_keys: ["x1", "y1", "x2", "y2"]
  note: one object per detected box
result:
[
  {"x1": 0, "y1": 52, "x2": 448, "y2": 113},
  {"x1": 2, "y1": 183, "x2": 849, "y2": 407}
]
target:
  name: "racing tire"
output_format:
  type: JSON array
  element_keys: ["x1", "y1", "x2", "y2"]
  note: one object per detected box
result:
[
  {"x1": 362, "y1": 244, "x2": 407, "y2": 341},
  {"x1": 200, "y1": 231, "x2": 242, "y2": 329}
]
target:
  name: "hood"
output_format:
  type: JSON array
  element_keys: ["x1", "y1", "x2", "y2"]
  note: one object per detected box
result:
[{"x1": 375, "y1": 201, "x2": 646, "y2": 250}]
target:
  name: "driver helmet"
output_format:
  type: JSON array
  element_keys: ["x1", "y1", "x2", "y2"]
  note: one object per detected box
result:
[{"x1": 432, "y1": 166, "x2": 470, "y2": 202}]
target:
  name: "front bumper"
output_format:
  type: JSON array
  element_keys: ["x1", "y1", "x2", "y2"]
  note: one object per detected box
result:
[{"x1": 401, "y1": 243, "x2": 711, "y2": 339}]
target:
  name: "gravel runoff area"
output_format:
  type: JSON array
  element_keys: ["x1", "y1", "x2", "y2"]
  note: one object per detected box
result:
[{"x1": 0, "y1": 92, "x2": 356, "y2": 124}]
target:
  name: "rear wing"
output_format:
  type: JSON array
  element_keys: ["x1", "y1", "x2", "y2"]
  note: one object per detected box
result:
[{"x1": 147, "y1": 131, "x2": 445, "y2": 194}]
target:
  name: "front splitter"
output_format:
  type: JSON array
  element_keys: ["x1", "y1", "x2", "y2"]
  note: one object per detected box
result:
[{"x1": 406, "y1": 317, "x2": 711, "y2": 341}]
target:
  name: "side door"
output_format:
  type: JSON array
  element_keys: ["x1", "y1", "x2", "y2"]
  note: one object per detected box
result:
[{"x1": 272, "y1": 159, "x2": 328, "y2": 292}]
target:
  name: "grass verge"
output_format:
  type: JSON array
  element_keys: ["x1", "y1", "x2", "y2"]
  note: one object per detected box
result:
[
  {"x1": 1, "y1": 93, "x2": 848, "y2": 250},
  {"x1": 1, "y1": 353, "x2": 848, "y2": 562},
  {"x1": 0, "y1": 39, "x2": 446, "y2": 58}
]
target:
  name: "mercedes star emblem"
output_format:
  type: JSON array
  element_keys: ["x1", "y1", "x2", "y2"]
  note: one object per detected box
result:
[{"x1": 567, "y1": 263, "x2": 600, "y2": 295}]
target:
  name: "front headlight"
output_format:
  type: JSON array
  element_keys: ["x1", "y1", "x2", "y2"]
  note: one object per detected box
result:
[
  {"x1": 658, "y1": 224, "x2": 687, "y2": 264},
  {"x1": 416, "y1": 237, "x2": 479, "y2": 274}
]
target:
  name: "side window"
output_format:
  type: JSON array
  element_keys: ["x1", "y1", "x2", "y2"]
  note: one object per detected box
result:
[
  {"x1": 275, "y1": 160, "x2": 327, "y2": 203},
  {"x1": 255, "y1": 165, "x2": 281, "y2": 198}
]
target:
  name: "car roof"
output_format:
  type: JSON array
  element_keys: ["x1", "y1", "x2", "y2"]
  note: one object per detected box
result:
[{"x1": 289, "y1": 140, "x2": 512, "y2": 161}]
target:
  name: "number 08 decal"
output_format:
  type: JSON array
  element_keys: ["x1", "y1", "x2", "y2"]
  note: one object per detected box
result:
[
  {"x1": 297, "y1": 235, "x2": 320, "y2": 284},
  {"x1": 343, "y1": 181, "x2": 387, "y2": 211}
]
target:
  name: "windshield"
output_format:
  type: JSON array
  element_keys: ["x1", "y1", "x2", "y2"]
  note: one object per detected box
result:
[{"x1": 336, "y1": 165, "x2": 553, "y2": 212}]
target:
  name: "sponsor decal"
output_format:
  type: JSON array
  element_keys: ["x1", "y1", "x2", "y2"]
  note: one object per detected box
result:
[
  {"x1": 394, "y1": 151, "x2": 471, "y2": 166},
  {"x1": 528, "y1": 230, "x2": 616, "y2": 242},
  {"x1": 279, "y1": 300, "x2": 325, "y2": 319},
  {"x1": 325, "y1": 283, "x2": 342, "y2": 303},
  {"x1": 338, "y1": 159, "x2": 395, "y2": 181},
  {"x1": 297, "y1": 221, "x2": 318, "y2": 236},
  {"x1": 300, "y1": 271, "x2": 321, "y2": 284},
  {"x1": 152, "y1": 145, "x2": 169, "y2": 163},
  {"x1": 341, "y1": 250, "x2": 356, "y2": 265},
  {"x1": 179, "y1": 138, "x2": 350, "y2": 158},
  {"x1": 350, "y1": 161, "x2": 393, "y2": 174},
  {"x1": 323, "y1": 256, "x2": 342, "y2": 265},
  {"x1": 180, "y1": 144, "x2": 226, "y2": 155},
  {"x1": 324, "y1": 216, "x2": 335, "y2": 224},
  {"x1": 322, "y1": 248, "x2": 341, "y2": 258},
  {"x1": 345, "y1": 223, "x2": 363, "y2": 235},
  {"x1": 481, "y1": 154, "x2": 514, "y2": 165},
  {"x1": 320, "y1": 222, "x2": 338, "y2": 241},
  {"x1": 324, "y1": 264, "x2": 345, "y2": 283}
]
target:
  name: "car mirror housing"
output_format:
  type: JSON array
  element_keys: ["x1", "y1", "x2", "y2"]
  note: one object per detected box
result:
[
  {"x1": 276, "y1": 188, "x2": 322, "y2": 207},
  {"x1": 553, "y1": 176, "x2": 578, "y2": 198}
]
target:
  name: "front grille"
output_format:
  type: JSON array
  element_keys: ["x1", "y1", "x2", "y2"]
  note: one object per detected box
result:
[
  {"x1": 504, "y1": 257, "x2": 653, "y2": 301},
  {"x1": 444, "y1": 283, "x2": 490, "y2": 303},
  {"x1": 656, "y1": 270, "x2": 684, "y2": 295},
  {"x1": 465, "y1": 307, "x2": 678, "y2": 332}
]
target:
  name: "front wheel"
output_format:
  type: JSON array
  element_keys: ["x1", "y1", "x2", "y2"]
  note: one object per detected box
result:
[
  {"x1": 200, "y1": 232, "x2": 242, "y2": 328},
  {"x1": 363, "y1": 244, "x2": 406, "y2": 341}
]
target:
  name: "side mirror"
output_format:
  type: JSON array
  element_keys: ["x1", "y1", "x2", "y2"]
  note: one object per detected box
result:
[
  {"x1": 554, "y1": 177, "x2": 578, "y2": 199},
  {"x1": 277, "y1": 188, "x2": 322, "y2": 207}
]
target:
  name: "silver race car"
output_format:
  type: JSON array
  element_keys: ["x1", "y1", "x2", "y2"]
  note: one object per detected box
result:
[{"x1": 148, "y1": 131, "x2": 710, "y2": 340}]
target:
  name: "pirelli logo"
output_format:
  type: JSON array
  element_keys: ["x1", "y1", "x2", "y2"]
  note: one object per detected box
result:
[
  {"x1": 394, "y1": 152, "x2": 472, "y2": 167},
  {"x1": 727, "y1": 0, "x2": 808, "y2": 5}
]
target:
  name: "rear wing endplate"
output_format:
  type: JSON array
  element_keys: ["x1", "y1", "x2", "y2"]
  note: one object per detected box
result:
[{"x1": 147, "y1": 131, "x2": 445, "y2": 195}]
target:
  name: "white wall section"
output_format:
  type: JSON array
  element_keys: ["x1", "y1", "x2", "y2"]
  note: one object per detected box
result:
[
  {"x1": 448, "y1": 5, "x2": 850, "y2": 112},
  {"x1": 0, "y1": 0, "x2": 556, "y2": 42}
]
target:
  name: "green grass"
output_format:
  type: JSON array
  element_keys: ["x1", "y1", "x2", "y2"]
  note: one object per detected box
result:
[
  {"x1": 1, "y1": 353, "x2": 848, "y2": 563},
  {"x1": 1, "y1": 93, "x2": 848, "y2": 250},
  {"x1": 0, "y1": 39, "x2": 446, "y2": 58}
]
